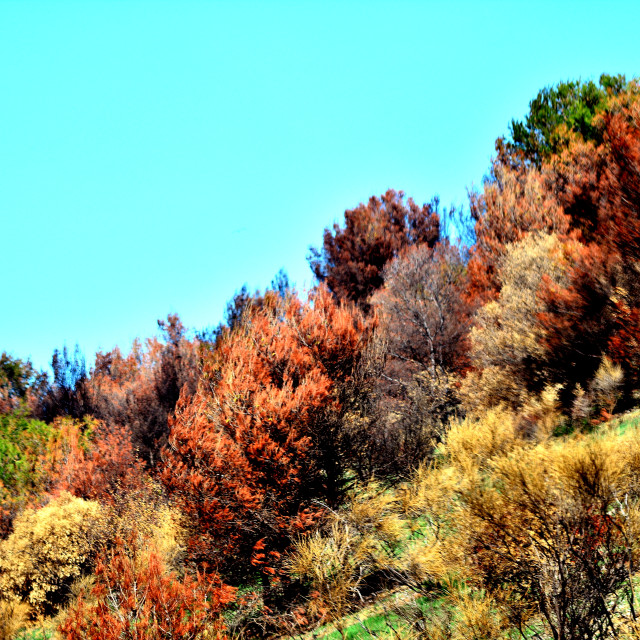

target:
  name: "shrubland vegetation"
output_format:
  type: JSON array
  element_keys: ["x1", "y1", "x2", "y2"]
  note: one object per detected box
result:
[{"x1": 3, "y1": 72, "x2": 640, "y2": 638}]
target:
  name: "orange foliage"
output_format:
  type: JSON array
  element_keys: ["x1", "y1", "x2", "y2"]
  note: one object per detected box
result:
[
  {"x1": 598, "y1": 89, "x2": 640, "y2": 259},
  {"x1": 60, "y1": 534, "x2": 235, "y2": 640},
  {"x1": 44, "y1": 418, "x2": 146, "y2": 504},
  {"x1": 467, "y1": 160, "x2": 570, "y2": 303},
  {"x1": 467, "y1": 83, "x2": 640, "y2": 400},
  {"x1": 87, "y1": 315, "x2": 200, "y2": 466},
  {"x1": 537, "y1": 85, "x2": 640, "y2": 390},
  {"x1": 161, "y1": 286, "x2": 373, "y2": 580}
]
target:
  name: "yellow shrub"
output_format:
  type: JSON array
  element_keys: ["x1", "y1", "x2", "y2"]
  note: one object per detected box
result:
[
  {"x1": 288, "y1": 483, "x2": 414, "y2": 634},
  {"x1": 462, "y1": 233, "x2": 568, "y2": 412},
  {"x1": 448, "y1": 588, "x2": 510, "y2": 640},
  {"x1": 108, "y1": 482, "x2": 187, "y2": 573},
  {"x1": 518, "y1": 384, "x2": 563, "y2": 440},
  {"x1": 455, "y1": 429, "x2": 640, "y2": 639},
  {"x1": 0, "y1": 599, "x2": 28, "y2": 640},
  {"x1": 590, "y1": 356, "x2": 624, "y2": 415},
  {"x1": 289, "y1": 473, "x2": 464, "y2": 636},
  {"x1": 0, "y1": 492, "x2": 106, "y2": 616},
  {"x1": 442, "y1": 407, "x2": 522, "y2": 476},
  {"x1": 460, "y1": 367, "x2": 529, "y2": 415}
]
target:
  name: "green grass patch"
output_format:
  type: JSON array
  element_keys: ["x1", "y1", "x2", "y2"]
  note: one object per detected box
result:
[
  {"x1": 288, "y1": 589, "x2": 446, "y2": 640},
  {"x1": 611, "y1": 408, "x2": 640, "y2": 435}
]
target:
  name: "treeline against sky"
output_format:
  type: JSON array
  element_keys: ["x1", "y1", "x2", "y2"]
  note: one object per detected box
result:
[{"x1": 3, "y1": 73, "x2": 640, "y2": 638}]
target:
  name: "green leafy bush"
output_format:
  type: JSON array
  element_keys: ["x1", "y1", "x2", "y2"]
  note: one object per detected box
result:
[{"x1": 0, "y1": 411, "x2": 54, "y2": 536}]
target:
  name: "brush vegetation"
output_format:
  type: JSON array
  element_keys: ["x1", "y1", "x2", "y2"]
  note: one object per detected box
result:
[{"x1": 3, "y1": 73, "x2": 640, "y2": 638}]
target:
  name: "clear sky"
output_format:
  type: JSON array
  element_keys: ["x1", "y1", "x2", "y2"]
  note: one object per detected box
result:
[{"x1": 3, "y1": 0, "x2": 640, "y2": 372}]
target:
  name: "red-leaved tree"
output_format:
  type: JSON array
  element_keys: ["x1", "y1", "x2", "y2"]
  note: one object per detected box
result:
[
  {"x1": 309, "y1": 190, "x2": 441, "y2": 310},
  {"x1": 538, "y1": 85, "x2": 640, "y2": 394},
  {"x1": 161, "y1": 286, "x2": 373, "y2": 583}
]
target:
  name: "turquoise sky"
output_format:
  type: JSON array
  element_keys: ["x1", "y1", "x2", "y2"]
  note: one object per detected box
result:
[{"x1": 3, "y1": 0, "x2": 640, "y2": 372}]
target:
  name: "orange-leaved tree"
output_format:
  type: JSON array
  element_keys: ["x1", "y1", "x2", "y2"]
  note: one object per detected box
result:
[
  {"x1": 60, "y1": 534, "x2": 236, "y2": 640},
  {"x1": 44, "y1": 418, "x2": 146, "y2": 505},
  {"x1": 467, "y1": 159, "x2": 570, "y2": 303},
  {"x1": 37, "y1": 315, "x2": 200, "y2": 468},
  {"x1": 87, "y1": 314, "x2": 200, "y2": 466},
  {"x1": 537, "y1": 84, "x2": 640, "y2": 395},
  {"x1": 161, "y1": 286, "x2": 373, "y2": 583}
]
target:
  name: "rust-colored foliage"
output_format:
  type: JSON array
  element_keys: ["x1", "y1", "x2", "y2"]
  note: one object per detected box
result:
[
  {"x1": 59, "y1": 535, "x2": 235, "y2": 640},
  {"x1": 87, "y1": 314, "x2": 200, "y2": 466},
  {"x1": 599, "y1": 94, "x2": 640, "y2": 257},
  {"x1": 537, "y1": 84, "x2": 640, "y2": 392},
  {"x1": 37, "y1": 316, "x2": 199, "y2": 467},
  {"x1": 44, "y1": 418, "x2": 146, "y2": 504},
  {"x1": 537, "y1": 241, "x2": 613, "y2": 381},
  {"x1": 467, "y1": 160, "x2": 570, "y2": 303},
  {"x1": 467, "y1": 83, "x2": 636, "y2": 305},
  {"x1": 309, "y1": 190, "x2": 440, "y2": 309},
  {"x1": 161, "y1": 286, "x2": 373, "y2": 580},
  {"x1": 548, "y1": 84, "x2": 640, "y2": 256},
  {"x1": 466, "y1": 82, "x2": 640, "y2": 404}
]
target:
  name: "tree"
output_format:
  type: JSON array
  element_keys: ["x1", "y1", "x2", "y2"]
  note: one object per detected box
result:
[
  {"x1": 33, "y1": 317, "x2": 200, "y2": 466},
  {"x1": 467, "y1": 160, "x2": 569, "y2": 302},
  {"x1": 83, "y1": 315, "x2": 200, "y2": 465},
  {"x1": 0, "y1": 353, "x2": 46, "y2": 415},
  {"x1": 536, "y1": 83, "x2": 640, "y2": 396},
  {"x1": 364, "y1": 242, "x2": 471, "y2": 472},
  {"x1": 201, "y1": 270, "x2": 293, "y2": 344},
  {"x1": 375, "y1": 241, "x2": 470, "y2": 378},
  {"x1": 535, "y1": 241, "x2": 615, "y2": 395},
  {"x1": 309, "y1": 190, "x2": 441, "y2": 310},
  {"x1": 466, "y1": 80, "x2": 640, "y2": 406},
  {"x1": 468, "y1": 76, "x2": 634, "y2": 303},
  {"x1": 506, "y1": 74, "x2": 627, "y2": 167},
  {"x1": 161, "y1": 286, "x2": 373, "y2": 584},
  {"x1": 38, "y1": 345, "x2": 90, "y2": 423},
  {"x1": 45, "y1": 418, "x2": 146, "y2": 505},
  {"x1": 462, "y1": 233, "x2": 570, "y2": 412},
  {"x1": 594, "y1": 85, "x2": 640, "y2": 260}
]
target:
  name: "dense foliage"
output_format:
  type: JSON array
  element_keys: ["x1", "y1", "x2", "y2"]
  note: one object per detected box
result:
[
  {"x1": 5, "y1": 74, "x2": 640, "y2": 639},
  {"x1": 162, "y1": 286, "x2": 373, "y2": 586},
  {"x1": 308, "y1": 189, "x2": 441, "y2": 310}
]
